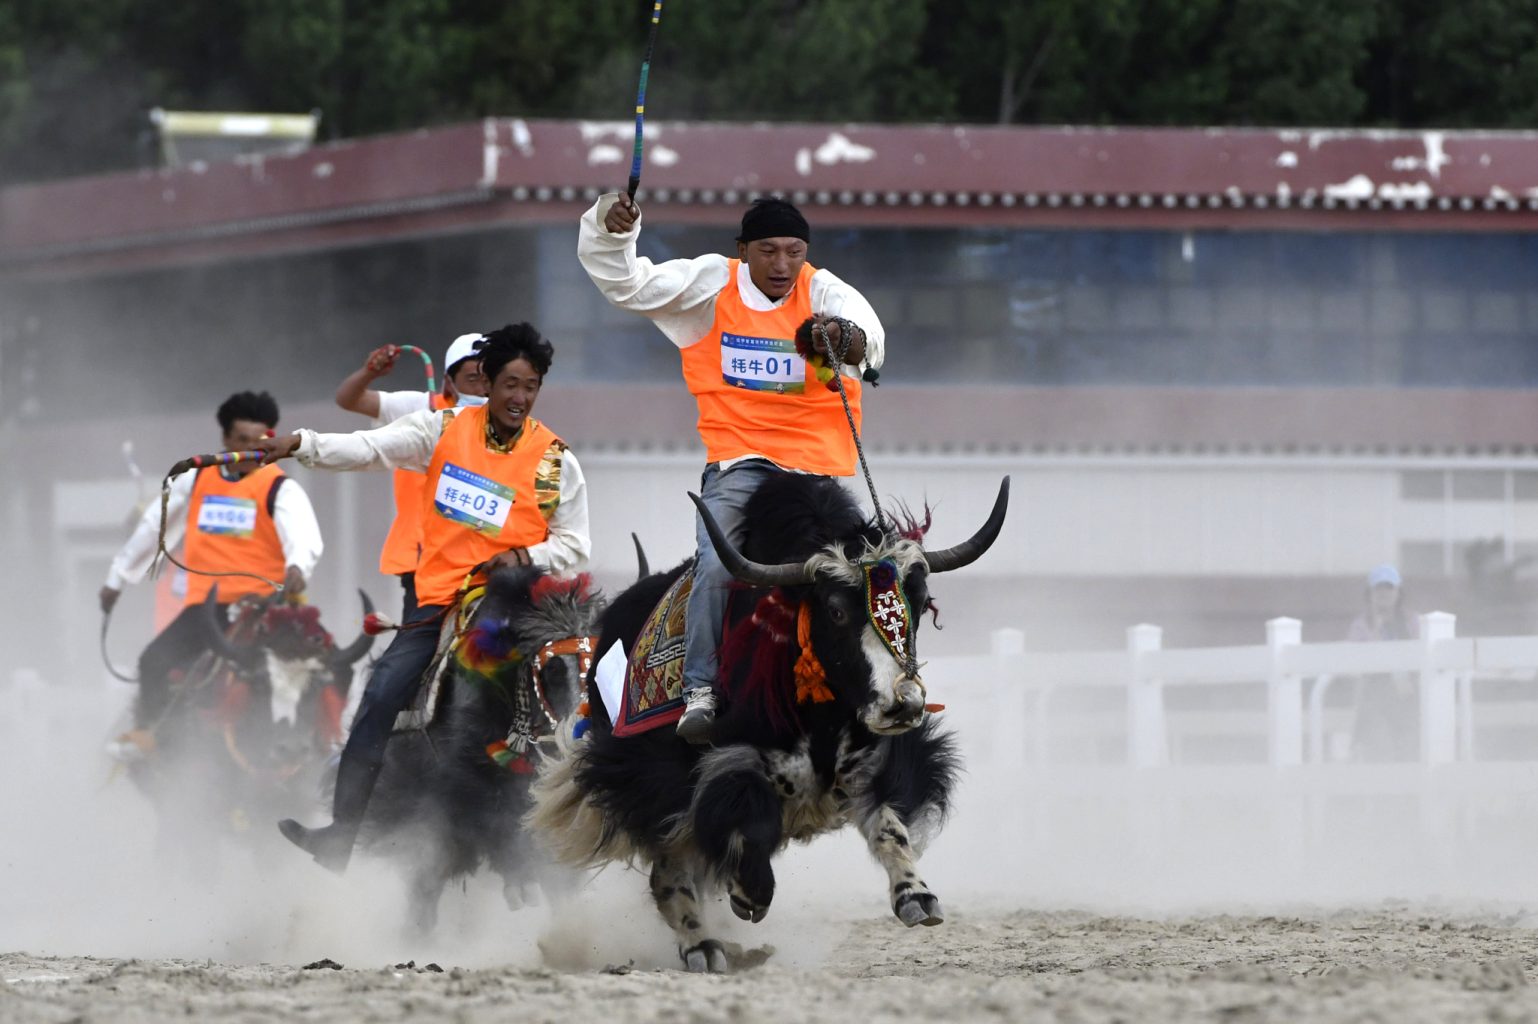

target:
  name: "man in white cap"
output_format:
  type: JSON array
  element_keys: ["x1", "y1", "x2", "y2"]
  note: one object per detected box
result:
[{"x1": 334, "y1": 334, "x2": 488, "y2": 616}]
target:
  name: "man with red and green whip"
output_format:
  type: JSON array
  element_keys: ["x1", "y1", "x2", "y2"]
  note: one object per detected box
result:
[{"x1": 579, "y1": 191, "x2": 886, "y2": 743}]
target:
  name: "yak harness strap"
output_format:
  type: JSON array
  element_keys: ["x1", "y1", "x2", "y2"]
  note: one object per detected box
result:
[{"x1": 489, "y1": 634, "x2": 598, "y2": 773}]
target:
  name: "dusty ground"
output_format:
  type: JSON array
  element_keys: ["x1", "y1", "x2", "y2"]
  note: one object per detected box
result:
[{"x1": 7, "y1": 906, "x2": 1538, "y2": 1023}]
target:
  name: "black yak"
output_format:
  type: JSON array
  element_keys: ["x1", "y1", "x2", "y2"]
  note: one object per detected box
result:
[
  {"x1": 529, "y1": 473, "x2": 1008, "y2": 972},
  {"x1": 125, "y1": 590, "x2": 372, "y2": 864},
  {"x1": 357, "y1": 565, "x2": 603, "y2": 934}
]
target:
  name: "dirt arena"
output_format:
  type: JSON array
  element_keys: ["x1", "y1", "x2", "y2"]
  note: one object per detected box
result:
[
  {"x1": 7, "y1": 905, "x2": 1538, "y2": 1023},
  {"x1": 13, "y1": 684, "x2": 1538, "y2": 1022}
]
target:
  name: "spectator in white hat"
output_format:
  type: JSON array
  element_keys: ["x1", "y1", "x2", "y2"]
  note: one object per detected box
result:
[{"x1": 333, "y1": 333, "x2": 489, "y2": 616}]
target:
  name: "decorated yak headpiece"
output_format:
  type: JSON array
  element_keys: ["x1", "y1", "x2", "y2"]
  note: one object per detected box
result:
[{"x1": 698, "y1": 478, "x2": 1009, "y2": 726}]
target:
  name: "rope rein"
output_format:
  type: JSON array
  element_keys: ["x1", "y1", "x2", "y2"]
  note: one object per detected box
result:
[
  {"x1": 810, "y1": 320, "x2": 929, "y2": 688},
  {"x1": 812, "y1": 316, "x2": 885, "y2": 530},
  {"x1": 99, "y1": 613, "x2": 138, "y2": 683}
]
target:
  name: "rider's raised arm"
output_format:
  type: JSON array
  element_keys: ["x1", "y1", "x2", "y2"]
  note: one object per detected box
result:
[
  {"x1": 272, "y1": 480, "x2": 324, "y2": 586},
  {"x1": 104, "y1": 471, "x2": 194, "y2": 590},
  {"x1": 577, "y1": 194, "x2": 731, "y2": 349},
  {"x1": 808, "y1": 267, "x2": 887, "y2": 376},
  {"x1": 291, "y1": 407, "x2": 445, "y2": 474},
  {"x1": 522, "y1": 447, "x2": 591, "y2": 577},
  {"x1": 335, "y1": 344, "x2": 406, "y2": 418}
]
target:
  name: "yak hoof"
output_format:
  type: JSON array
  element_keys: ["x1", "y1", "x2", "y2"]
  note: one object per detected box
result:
[
  {"x1": 895, "y1": 891, "x2": 944, "y2": 928},
  {"x1": 682, "y1": 939, "x2": 729, "y2": 974},
  {"x1": 729, "y1": 890, "x2": 768, "y2": 924}
]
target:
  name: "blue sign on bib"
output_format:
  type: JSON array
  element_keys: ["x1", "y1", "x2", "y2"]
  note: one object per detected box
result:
[
  {"x1": 434, "y1": 462, "x2": 516, "y2": 536},
  {"x1": 721, "y1": 333, "x2": 805, "y2": 394},
  {"x1": 196, "y1": 495, "x2": 258, "y2": 537}
]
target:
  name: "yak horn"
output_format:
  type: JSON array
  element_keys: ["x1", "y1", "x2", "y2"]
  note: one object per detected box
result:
[
  {"x1": 922, "y1": 477, "x2": 1011, "y2": 574},
  {"x1": 631, "y1": 532, "x2": 651, "y2": 580},
  {"x1": 688, "y1": 492, "x2": 812, "y2": 588},
  {"x1": 201, "y1": 586, "x2": 248, "y2": 661},
  {"x1": 331, "y1": 590, "x2": 376, "y2": 666}
]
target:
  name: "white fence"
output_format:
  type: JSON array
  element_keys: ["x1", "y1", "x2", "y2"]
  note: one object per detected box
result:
[
  {"x1": 919, "y1": 620, "x2": 1538, "y2": 903},
  {"x1": 13, "y1": 625, "x2": 1538, "y2": 904},
  {"x1": 929, "y1": 612, "x2": 1538, "y2": 771}
]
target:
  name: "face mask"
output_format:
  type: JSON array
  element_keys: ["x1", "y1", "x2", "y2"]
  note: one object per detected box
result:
[{"x1": 455, "y1": 393, "x2": 488, "y2": 408}]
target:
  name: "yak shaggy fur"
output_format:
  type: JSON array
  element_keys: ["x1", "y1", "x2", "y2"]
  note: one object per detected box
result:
[
  {"x1": 361, "y1": 565, "x2": 602, "y2": 934},
  {"x1": 529, "y1": 474, "x2": 963, "y2": 973}
]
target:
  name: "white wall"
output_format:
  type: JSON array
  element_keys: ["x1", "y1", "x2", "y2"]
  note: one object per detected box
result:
[{"x1": 579, "y1": 450, "x2": 1538, "y2": 581}]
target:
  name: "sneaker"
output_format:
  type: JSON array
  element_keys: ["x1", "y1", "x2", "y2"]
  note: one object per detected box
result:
[{"x1": 676, "y1": 689, "x2": 717, "y2": 744}]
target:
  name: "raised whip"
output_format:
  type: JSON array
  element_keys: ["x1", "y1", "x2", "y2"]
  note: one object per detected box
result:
[
  {"x1": 395, "y1": 344, "x2": 437, "y2": 395},
  {"x1": 627, "y1": 0, "x2": 666, "y2": 200}
]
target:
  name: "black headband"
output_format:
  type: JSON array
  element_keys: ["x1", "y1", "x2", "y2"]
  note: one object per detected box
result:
[{"x1": 736, "y1": 198, "x2": 810, "y2": 244}]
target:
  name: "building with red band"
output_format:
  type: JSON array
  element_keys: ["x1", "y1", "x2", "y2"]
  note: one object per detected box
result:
[{"x1": 7, "y1": 119, "x2": 1538, "y2": 666}]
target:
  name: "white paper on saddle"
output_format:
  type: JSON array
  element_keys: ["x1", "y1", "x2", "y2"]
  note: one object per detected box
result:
[{"x1": 593, "y1": 639, "x2": 627, "y2": 724}]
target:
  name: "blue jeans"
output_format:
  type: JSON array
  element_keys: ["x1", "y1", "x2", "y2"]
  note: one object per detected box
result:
[
  {"x1": 683, "y1": 459, "x2": 782, "y2": 694},
  {"x1": 339, "y1": 602, "x2": 445, "y2": 784}
]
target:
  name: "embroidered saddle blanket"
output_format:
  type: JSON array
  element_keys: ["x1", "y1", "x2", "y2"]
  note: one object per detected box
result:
[{"x1": 612, "y1": 567, "x2": 693, "y2": 737}]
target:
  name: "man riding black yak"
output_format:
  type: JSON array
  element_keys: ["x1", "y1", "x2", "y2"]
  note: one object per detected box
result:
[
  {"x1": 579, "y1": 190, "x2": 884, "y2": 744},
  {"x1": 98, "y1": 390, "x2": 369, "y2": 846},
  {"x1": 101, "y1": 390, "x2": 324, "y2": 741},
  {"x1": 547, "y1": 188, "x2": 1008, "y2": 971},
  {"x1": 256, "y1": 323, "x2": 591, "y2": 874}
]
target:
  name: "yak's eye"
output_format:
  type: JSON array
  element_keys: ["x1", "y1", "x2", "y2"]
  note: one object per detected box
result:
[{"x1": 828, "y1": 602, "x2": 850, "y2": 626}]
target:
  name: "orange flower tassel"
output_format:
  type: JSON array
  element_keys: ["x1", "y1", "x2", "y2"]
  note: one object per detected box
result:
[{"x1": 793, "y1": 602, "x2": 834, "y2": 704}]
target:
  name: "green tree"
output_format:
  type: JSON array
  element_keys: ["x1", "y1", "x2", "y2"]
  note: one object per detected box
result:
[
  {"x1": 238, "y1": 0, "x2": 344, "y2": 126},
  {"x1": 1399, "y1": 0, "x2": 1538, "y2": 126},
  {"x1": 1216, "y1": 0, "x2": 1377, "y2": 125},
  {"x1": 648, "y1": 0, "x2": 954, "y2": 122},
  {"x1": 434, "y1": 0, "x2": 638, "y2": 120},
  {"x1": 9, "y1": 0, "x2": 1538, "y2": 185},
  {"x1": 933, "y1": 0, "x2": 1233, "y2": 126},
  {"x1": 0, "y1": 2, "x2": 27, "y2": 150}
]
